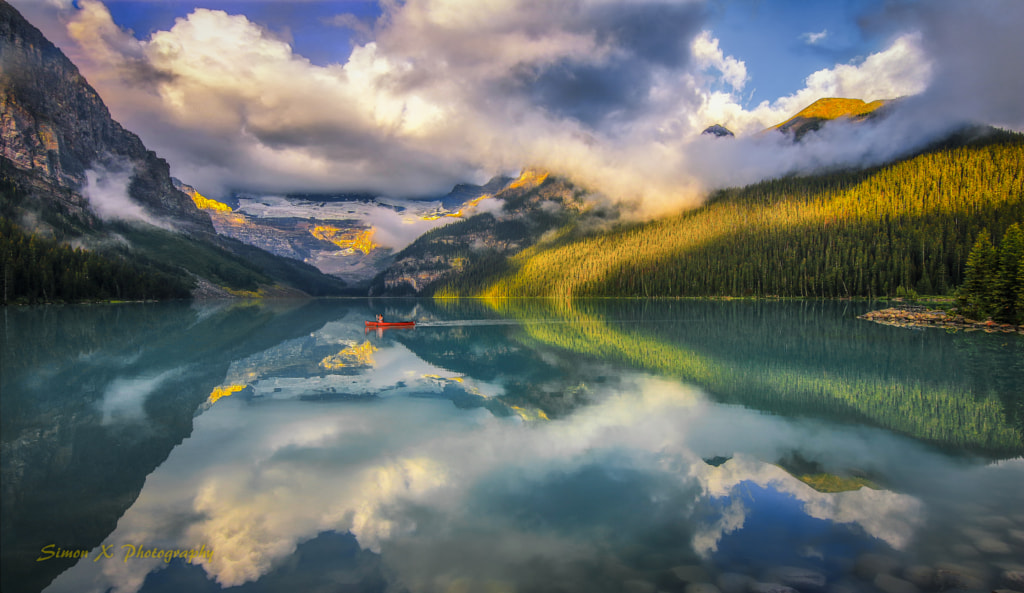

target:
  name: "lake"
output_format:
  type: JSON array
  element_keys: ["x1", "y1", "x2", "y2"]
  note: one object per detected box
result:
[{"x1": 2, "y1": 299, "x2": 1022, "y2": 593}]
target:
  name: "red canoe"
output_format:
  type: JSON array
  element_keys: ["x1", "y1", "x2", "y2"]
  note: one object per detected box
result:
[{"x1": 365, "y1": 321, "x2": 415, "y2": 328}]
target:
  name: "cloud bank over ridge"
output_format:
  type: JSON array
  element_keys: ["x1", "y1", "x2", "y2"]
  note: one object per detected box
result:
[{"x1": 13, "y1": 0, "x2": 1024, "y2": 216}]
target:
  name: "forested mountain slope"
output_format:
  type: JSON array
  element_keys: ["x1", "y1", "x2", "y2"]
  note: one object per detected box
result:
[{"x1": 437, "y1": 131, "x2": 1024, "y2": 299}]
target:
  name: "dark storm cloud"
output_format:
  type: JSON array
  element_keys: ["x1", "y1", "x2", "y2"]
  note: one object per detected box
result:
[
  {"x1": 514, "y1": 1, "x2": 706, "y2": 127},
  {"x1": 247, "y1": 120, "x2": 389, "y2": 157},
  {"x1": 517, "y1": 59, "x2": 652, "y2": 127},
  {"x1": 119, "y1": 57, "x2": 177, "y2": 86},
  {"x1": 583, "y1": 1, "x2": 706, "y2": 68}
]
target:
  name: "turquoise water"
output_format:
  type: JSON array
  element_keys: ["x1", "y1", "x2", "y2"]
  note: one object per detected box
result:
[{"x1": 2, "y1": 299, "x2": 1021, "y2": 593}]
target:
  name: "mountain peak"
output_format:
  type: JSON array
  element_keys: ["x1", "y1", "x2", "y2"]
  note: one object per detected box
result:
[
  {"x1": 770, "y1": 97, "x2": 892, "y2": 140},
  {"x1": 786, "y1": 98, "x2": 888, "y2": 121},
  {"x1": 702, "y1": 124, "x2": 735, "y2": 138}
]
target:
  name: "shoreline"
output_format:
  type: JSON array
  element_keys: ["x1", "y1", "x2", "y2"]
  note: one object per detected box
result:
[{"x1": 858, "y1": 306, "x2": 1024, "y2": 334}]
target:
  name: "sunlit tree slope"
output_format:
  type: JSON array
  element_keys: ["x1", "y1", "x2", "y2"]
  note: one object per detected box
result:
[{"x1": 439, "y1": 131, "x2": 1024, "y2": 299}]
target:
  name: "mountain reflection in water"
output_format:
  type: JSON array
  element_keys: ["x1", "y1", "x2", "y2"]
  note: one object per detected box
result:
[{"x1": 1, "y1": 299, "x2": 1021, "y2": 593}]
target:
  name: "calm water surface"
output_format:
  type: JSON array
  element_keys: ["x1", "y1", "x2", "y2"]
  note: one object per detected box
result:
[{"x1": 2, "y1": 299, "x2": 1022, "y2": 593}]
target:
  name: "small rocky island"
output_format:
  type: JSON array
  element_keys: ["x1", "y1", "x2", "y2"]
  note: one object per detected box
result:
[{"x1": 859, "y1": 306, "x2": 1024, "y2": 334}]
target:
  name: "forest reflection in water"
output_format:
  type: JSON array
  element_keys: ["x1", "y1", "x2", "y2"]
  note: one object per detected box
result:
[{"x1": 1, "y1": 299, "x2": 1021, "y2": 593}]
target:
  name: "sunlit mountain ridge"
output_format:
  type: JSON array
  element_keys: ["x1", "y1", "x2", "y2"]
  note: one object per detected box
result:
[
  {"x1": 173, "y1": 178, "x2": 233, "y2": 212},
  {"x1": 434, "y1": 130, "x2": 1024, "y2": 300},
  {"x1": 779, "y1": 97, "x2": 890, "y2": 122},
  {"x1": 309, "y1": 225, "x2": 377, "y2": 254},
  {"x1": 770, "y1": 97, "x2": 892, "y2": 139}
]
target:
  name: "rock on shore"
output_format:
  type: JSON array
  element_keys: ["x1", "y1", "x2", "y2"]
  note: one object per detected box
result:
[{"x1": 858, "y1": 307, "x2": 1023, "y2": 334}]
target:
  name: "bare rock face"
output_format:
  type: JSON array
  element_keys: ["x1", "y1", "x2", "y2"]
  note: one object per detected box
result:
[{"x1": 0, "y1": 0, "x2": 211, "y2": 231}]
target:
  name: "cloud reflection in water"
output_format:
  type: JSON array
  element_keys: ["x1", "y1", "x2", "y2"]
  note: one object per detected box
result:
[{"x1": 46, "y1": 331, "x2": 928, "y2": 593}]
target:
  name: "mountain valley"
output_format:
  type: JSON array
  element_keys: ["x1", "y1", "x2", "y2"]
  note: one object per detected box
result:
[{"x1": 174, "y1": 176, "x2": 520, "y2": 289}]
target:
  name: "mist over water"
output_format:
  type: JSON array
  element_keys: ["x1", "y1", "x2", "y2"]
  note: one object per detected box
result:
[{"x1": 2, "y1": 299, "x2": 1022, "y2": 593}]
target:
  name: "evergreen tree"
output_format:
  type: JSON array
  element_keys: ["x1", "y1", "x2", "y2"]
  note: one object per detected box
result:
[
  {"x1": 1017, "y1": 252, "x2": 1024, "y2": 321},
  {"x1": 958, "y1": 231, "x2": 999, "y2": 319},
  {"x1": 995, "y1": 223, "x2": 1024, "y2": 322},
  {"x1": 0, "y1": 218, "x2": 193, "y2": 304}
]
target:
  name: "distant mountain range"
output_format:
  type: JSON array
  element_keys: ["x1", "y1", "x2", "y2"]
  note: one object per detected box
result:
[{"x1": 171, "y1": 175, "x2": 520, "y2": 289}]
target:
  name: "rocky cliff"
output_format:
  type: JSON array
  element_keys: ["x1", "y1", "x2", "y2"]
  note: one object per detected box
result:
[{"x1": 0, "y1": 0, "x2": 211, "y2": 232}]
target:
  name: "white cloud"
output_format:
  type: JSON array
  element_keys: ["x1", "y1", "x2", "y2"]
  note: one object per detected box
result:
[
  {"x1": 798, "y1": 32, "x2": 930, "y2": 104},
  {"x1": 885, "y1": 0, "x2": 1024, "y2": 131},
  {"x1": 692, "y1": 30, "x2": 748, "y2": 91},
  {"x1": 801, "y1": 29, "x2": 828, "y2": 45},
  {"x1": 83, "y1": 163, "x2": 172, "y2": 228},
  {"x1": 59, "y1": 2, "x2": 478, "y2": 198},
  {"x1": 39, "y1": 0, "x2": 710, "y2": 213},
  {"x1": 98, "y1": 369, "x2": 181, "y2": 424},
  {"x1": 695, "y1": 32, "x2": 931, "y2": 136}
]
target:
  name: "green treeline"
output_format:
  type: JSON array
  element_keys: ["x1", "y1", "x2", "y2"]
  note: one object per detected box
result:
[
  {"x1": 439, "y1": 132, "x2": 1024, "y2": 301},
  {"x1": 957, "y1": 223, "x2": 1024, "y2": 323},
  {"x1": 0, "y1": 218, "x2": 193, "y2": 304}
]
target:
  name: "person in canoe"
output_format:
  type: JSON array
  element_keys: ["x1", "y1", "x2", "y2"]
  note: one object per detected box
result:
[{"x1": 366, "y1": 316, "x2": 415, "y2": 328}]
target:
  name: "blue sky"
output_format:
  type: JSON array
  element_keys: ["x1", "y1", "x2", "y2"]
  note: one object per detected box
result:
[
  {"x1": 706, "y1": 0, "x2": 889, "y2": 104},
  {"x1": 100, "y1": 1, "x2": 384, "y2": 68}
]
